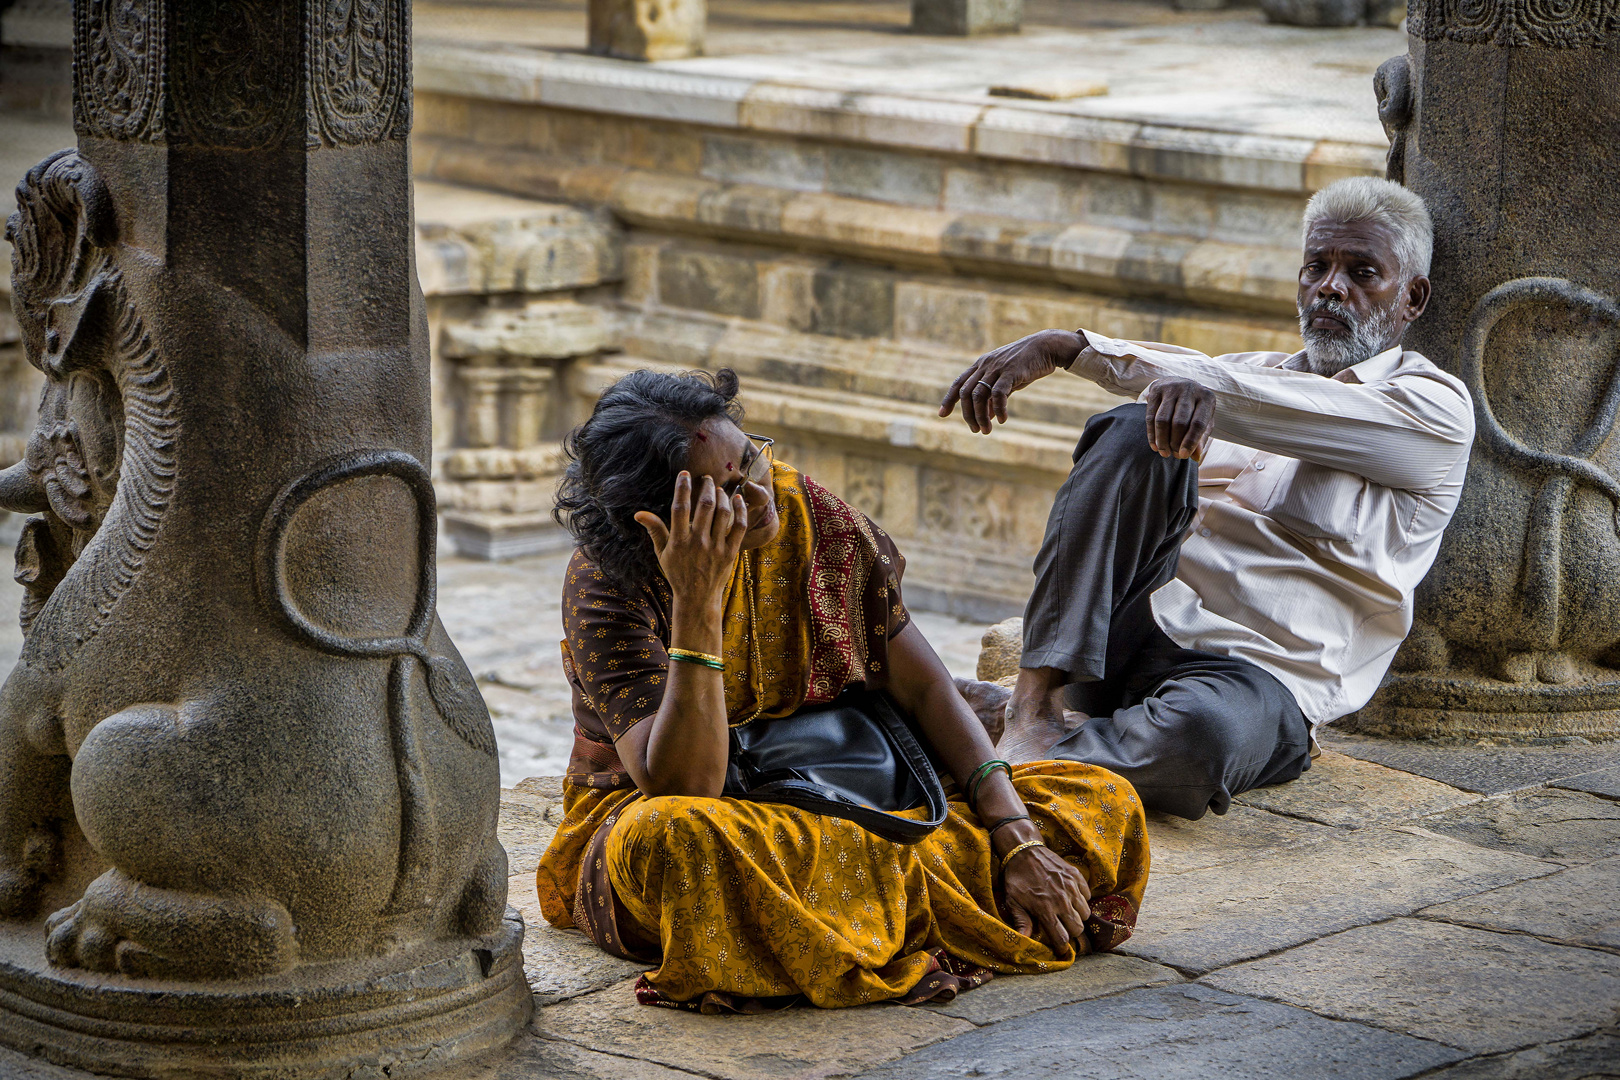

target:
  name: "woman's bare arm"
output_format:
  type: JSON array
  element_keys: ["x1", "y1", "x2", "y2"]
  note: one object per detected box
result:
[{"x1": 617, "y1": 473, "x2": 747, "y2": 797}]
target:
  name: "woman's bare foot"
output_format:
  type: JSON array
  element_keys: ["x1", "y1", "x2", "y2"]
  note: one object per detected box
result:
[
  {"x1": 953, "y1": 677, "x2": 1013, "y2": 742},
  {"x1": 997, "y1": 667, "x2": 1086, "y2": 764}
]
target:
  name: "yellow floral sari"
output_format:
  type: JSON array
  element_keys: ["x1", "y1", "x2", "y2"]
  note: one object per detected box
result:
[{"x1": 537, "y1": 463, "x2": 1149, "y2": 1009}]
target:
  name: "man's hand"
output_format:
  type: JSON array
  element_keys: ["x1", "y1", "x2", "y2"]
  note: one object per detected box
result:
[
  {"x1": 1142, "y1": 378, "x2": 1215, "y2": 461},
  {"x1": 940, "y1": 330, "x2": 1083, "y2": 434}
]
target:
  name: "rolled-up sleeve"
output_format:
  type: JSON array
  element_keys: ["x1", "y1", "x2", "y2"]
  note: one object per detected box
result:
[{"x1": 1072, "y1": 331, "x2": 1475, "y2": 492}]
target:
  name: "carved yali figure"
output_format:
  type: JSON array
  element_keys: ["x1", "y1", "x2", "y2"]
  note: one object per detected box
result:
[{"x1": 0, "y1": 151, "x2": 508, "y2": 983}]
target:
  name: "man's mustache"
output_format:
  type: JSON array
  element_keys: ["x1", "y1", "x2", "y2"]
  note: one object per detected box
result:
[{"x1": 1300, "y1": 298, "x2": 1358, "y2": 334}]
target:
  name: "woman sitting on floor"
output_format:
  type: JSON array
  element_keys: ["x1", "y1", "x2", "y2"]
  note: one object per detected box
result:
[{"x1": 535, "y1": 368, "x2": 1149, "y2": 1011}]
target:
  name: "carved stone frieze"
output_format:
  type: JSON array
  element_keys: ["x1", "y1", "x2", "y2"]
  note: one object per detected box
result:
[
  {"x1": 72, "y1": 0, "x2": 164, "y2": 141},
  {"x1": 168, "y1": 0, "x2": 301, "y2": 148},
  {"x1": 307, "y1": 0, "x2": 410, "y2": 146},
  {"x1": 1410, "y1": 0, "x2": 1619, "y2": 47}
]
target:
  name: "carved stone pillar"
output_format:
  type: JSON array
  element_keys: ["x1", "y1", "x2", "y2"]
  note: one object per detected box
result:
[
  {"x1": 1349, "y1": 1, "x2": 1620, "y2": 740},
  {"x1": 0, "y1": 1, "x2": 530, "y2": 1074},
  {"x1": 460, "y1": 366, "x2": 507, "y2": 449}
]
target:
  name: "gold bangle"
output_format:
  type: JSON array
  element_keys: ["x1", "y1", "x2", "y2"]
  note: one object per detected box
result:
[
  {"x1": 668, "y1": 648, "x2": 724, "y2": 671},
  {"x1": 999, "y1": 838, "x2": 1045, "y2": 875}
]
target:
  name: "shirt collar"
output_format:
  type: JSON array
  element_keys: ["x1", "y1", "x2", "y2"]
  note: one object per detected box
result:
[
  {"x1": 1343, "y1": 345, "x2": 1406, "y2": 384},
  {"x1": 1283, "y1": 345, "x2": 1407, "y2": 384}
]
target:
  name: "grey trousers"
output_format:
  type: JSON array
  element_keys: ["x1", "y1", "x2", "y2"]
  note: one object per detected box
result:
[{"x1": 1024, "y1": 403, "x2": 1313, "y2": 820}]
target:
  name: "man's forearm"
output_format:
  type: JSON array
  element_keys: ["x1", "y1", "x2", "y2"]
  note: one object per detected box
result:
[{"x1": 1066, "y1": 330, "x2": 1473, "y2": 491}]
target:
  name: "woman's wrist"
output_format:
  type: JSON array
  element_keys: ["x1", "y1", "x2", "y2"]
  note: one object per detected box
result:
[{"x1": 669, "y1": 596, "x2": 725, "y2": 652}]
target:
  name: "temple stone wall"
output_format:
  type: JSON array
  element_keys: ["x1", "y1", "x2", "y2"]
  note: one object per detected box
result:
[{"x1": 410, "y1": 45, "x2": 1384, "y2": 618}]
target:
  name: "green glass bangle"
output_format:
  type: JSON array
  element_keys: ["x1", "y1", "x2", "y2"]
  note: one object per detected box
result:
[
  {"x1": 668, "y1": 649, "x2": 725, "y2": 671},
  {"x1": 966, "y1": 759, "x2": 1012, "y2": 811}
]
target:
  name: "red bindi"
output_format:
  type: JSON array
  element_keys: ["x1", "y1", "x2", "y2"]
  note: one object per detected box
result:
[{"x1": 726, "y1": 461, "x2": 734, "y2": 471}]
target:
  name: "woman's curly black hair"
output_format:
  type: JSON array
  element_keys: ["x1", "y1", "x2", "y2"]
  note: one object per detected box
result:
[{"x1": 554, "y1": 368, "x2": 744, "y2": 591}]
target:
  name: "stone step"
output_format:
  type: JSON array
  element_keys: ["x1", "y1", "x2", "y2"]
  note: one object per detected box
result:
[
  {"x1": 412, "y1": 42, "x2": 1381, "y2": 197},
  {"x1": 618, "y1": 233, "x2": 1301, "y2": 368},
  {"x1": 414, "y1": 179, "x2": 622, "y2": 297},
  {"x1": 416, "y1": 137, "x2": 1306, "y2": 316}
]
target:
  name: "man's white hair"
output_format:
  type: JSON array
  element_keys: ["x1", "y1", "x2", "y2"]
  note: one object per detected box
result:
[{"x1": 1302, "y1": 177, "x2": 1433, "y2": 279}]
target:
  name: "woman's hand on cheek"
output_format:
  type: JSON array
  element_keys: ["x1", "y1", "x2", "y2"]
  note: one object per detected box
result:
[{"x1": 634, "y1": 472, "x2": 750, "y2": 609}]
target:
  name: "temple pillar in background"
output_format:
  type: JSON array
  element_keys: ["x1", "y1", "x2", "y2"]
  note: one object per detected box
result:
[
  {"x1": 1351, "y1": 0, "x2": 1620, "y2": 740},
  {"x1": 0, "y1": 0, "x2": 530, "y2": 1073}
]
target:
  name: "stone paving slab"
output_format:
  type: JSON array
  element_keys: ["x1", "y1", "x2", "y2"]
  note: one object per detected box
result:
[
  {"x1": 1554, "y1": 766, "x2": 1620, "y2": 800},
  {"x1": 535, "y1": 976, "x2": 975, "y2": 1080},
  {"x1": 510, "y1": 882, "x2": 649, "y2": 1003},
  {"x1": 1231, "y1": 751, "x2": 1479, "y2": 828},
  {"x1": 462, "y1": 1034, "x2": 709, "y2": 1080},
  {"x1": 1319, "y1": 729, "x2": 1620, "y2": 796},
  {"x1": 1143, "y1": 806, "x2": 1339, "y2": 875},
  {"x1": 1416, "y1": 788, "x2": 1620, "y2": 865},
  {"x1": 854, "y1": 984, "x2": 1464, "y2": 1080},
  {"x1": 1420, "y1": 856, "x2": 1620, "y2": 953},
  {"x1": 1119, "y1": 826, "x2": 1556, "y2": 974},
  {"x1": 1204, "y1": 918, "x2": 1620, "y2": 1055},
  {"x1": 1415, "y1": 1029, "x2": 1620, "y2": 1080},
  {"x1": 924, "y1": 953, "x2": 1181, "y2": 1026}
]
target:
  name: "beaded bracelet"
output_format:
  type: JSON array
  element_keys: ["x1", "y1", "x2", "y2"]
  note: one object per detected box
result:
[
  {"x1": 668, "y1": 648, "x2": 724, "y2": 671},
  {"x1": 999, "y1": 838, "x2": 1045, "y2": 874},
  {"x1": 984, "y1": 813, "x2": 1031, "y2": 838},
  {"x1": 966, "y1": 759, "x2": 1012, "y2": 811}
]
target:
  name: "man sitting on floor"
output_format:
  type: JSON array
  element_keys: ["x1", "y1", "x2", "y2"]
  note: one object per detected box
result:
[{"x1": 939, "y1": 176, "x2": 1475, "y2": 820}]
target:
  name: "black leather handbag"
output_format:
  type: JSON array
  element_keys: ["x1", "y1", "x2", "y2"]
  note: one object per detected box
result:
[{"x1": 721, "y1": 688, "x2": 951, "y2": 844}]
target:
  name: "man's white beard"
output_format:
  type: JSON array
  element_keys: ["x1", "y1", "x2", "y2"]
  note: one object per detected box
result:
[{"x1": 1296, "y1": 297, "x2": 1401, "y2": 377}]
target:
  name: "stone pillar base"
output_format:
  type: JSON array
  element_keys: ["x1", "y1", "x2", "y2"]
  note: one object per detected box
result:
[
  {"x1": 443, "y1": 510, "x2": 576, "y2": 561},
  {"x1": 911, "y1": 0, "x2": 1021, "y2": 36},
  {"x1": 0, "y1": 913, "x2": 532, "y2": 1078},
  {"x1": 1343, "y1": 676, "x2": 1620, "y2": 742}
]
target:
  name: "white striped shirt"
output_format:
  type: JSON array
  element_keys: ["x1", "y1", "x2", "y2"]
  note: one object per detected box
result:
[{"x1": 1073, "y1": 332, "x2": 1475, "y2": 725}]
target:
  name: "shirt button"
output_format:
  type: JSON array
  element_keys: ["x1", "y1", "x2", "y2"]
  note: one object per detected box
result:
[
  {"x1": 1199, "y1": 527, "x2": 1212, "y2": 538},
  {"x1": 1254, "y1": 462, "x2": 1266, "y2": 471}
]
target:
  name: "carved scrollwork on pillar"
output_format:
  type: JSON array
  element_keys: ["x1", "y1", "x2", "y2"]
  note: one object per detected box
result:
[
  {"x1": 73, "y1": 0, "x2": 165, "y2": 142},
  {"x1": 1411, "y1": 0, "x2": 1618, "y2": 46},
  {"x1": 307, "y1": 0, "x2": 410, "y2": 146},
  {"x1": 1461, "y1": 276, "x2": 1620, "y2": 651},
  {"x1": 168, "y1": 0, "x2": 301, "y2": 148}
]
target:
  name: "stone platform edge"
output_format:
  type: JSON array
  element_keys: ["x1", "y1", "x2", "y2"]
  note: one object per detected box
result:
[{"x1": 413, "y1": 43, "x2": 1385, "y2": 196}]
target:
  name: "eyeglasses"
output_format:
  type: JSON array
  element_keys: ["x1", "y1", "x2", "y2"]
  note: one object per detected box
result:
[{"x1": 723, "y1": 432, "x2": 774, "y2": 496}]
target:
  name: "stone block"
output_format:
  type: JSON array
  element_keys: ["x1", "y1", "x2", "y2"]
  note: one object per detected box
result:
[
  {"x1": 810, "y1": 264, "x2": 896, "y2": 340},
  {"x1": 1231, "y1": 750, "x2": 1479, "y2": 827},
  {"x1": 441, "y1": 301, "x2": 613, "y2": 361},
  {"x1": 512, "y1": 906, "x2": 650, "y2": 1004},
  {"x1": 826, "y1": 147, "x2": 945, "y2": 207},
  {"x1": 976, "y1": 617, "x2": 1023, "y2": 681},
  {"x1": 1416, "y1": 789, "x2": 1620, "y2": 865},
  {"x1": 910, "y1": 0, "x2": 1022, "y2": 36},
  {"x1": 1204, "y1": 919, "x2": 1620, "y2": 1055},
  {"x1": 925, "y1": 953, "x2": 1181, "y2": 1025},
  {"x1": 1317, "y1": 729, "x2": 1620, "y2": 796},
  {"x1": 588, "y1": 0, "x2": 705, "y2": 61},
  {"x1": 701, "y1": 134, "x2": 826, "y2": 193},
  {"x1": 1118, "y1": 826, "x2": 1556, "y2": 974},
  {"x1": 1260, "y1": 0, "x2": 1363, "y2": 24},
  {"x1": 536, "y1": 976, "x2": 975, "y2": 1079},
  {"x1": 1143, "y1": 805, "x2": 1337, "y2": 875},
  {"x1": 854, "y1": 984, "x2": 1463, "y2": 1079},
  {"x1": 1421, "y1": 855, "x2": 1620, "y2": 951},
  {"x1": 894, "y1": 282, "x2": 992, "y2": 352},
  {"x1": 759, "y1": 262, "x2": 818, "y2": 333},
  {"x1": 657, "y1": 248, "x2": 762, "y2": 319}
]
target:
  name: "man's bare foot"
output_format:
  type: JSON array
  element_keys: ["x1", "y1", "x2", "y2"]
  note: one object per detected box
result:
[
  {"x1": 997, "y1": 666, "x2": 1085, "y2": 764},
  {"x1": 954, "y1": 677, "x2": 1013, "y2": 742}
]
